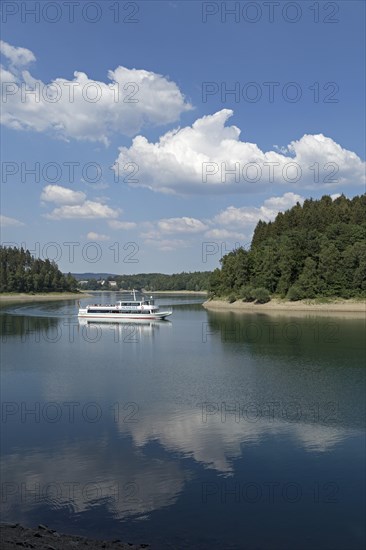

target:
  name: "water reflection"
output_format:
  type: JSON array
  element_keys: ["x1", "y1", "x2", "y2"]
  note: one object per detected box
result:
[
  {"x1": 1, "y1": 298, "x2": 365, "y2": 549},
  {"x1": 0, "y1": 312, "x2": 172, "y2": 343},
  {"x1": 204, "y1": 309, "x2": 366, "y2": 358},
  {"x1": 78, "y1": 318, "x2": 172, "y2": 342},
  {"x1": 0, "y1": 401, "x2": 359, "y2": 526},
  {"x1": 1, "y1": 439, "x2": 188, "y2": 523}
]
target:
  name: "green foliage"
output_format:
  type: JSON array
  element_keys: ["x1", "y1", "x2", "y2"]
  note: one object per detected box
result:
[
  {"x1": 206, "y1": 268, "x2": 222, "y2": 295},
  {"x1": 227, "y1": 293, "x2": 237, "y2": 303},
  {"x1": 296, "y1": 257, "x2": 318, "y2": 298},
  {"x1": 218, "y1": 247, "x2": 251, "y2": 292},
  {"x1": 286, "y1": 285, "x2": 304, "y2": 301},
  {"x1": 0, "y1": 247, "x2": 78, "y2": 293},
  {"x1": 211, "y1": 194, "x2": 366, "y2": 300},
  {"x1": 252, "y1": 287, "x2": 271, "y2": 304},
  {"x1": 240, "y1": 285, "x2": 255, "y2": 302}
]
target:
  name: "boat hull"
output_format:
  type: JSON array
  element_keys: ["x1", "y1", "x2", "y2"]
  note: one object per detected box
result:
[{"x1": 78, "y1": 311, "x2": 172, "y2": 321}]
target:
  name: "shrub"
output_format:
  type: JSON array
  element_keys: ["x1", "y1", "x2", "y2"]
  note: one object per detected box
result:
[
  {"x1": 252, "y1": 287, "x2": 271, "y2": 304},
  {"x1": 240, "y1": 285, "x2": 256, "y2": 302},
  {"x1": 286, "y1": 285, "x2": 304, "y2": 301},
  {"x1": 227, "y1": 293, "x2": 237, "y2": 303}
]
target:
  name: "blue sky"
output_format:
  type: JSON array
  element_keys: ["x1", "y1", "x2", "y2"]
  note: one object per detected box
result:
[{"x1": 1, "y1": 0, "x2": 365, "y2": 274}]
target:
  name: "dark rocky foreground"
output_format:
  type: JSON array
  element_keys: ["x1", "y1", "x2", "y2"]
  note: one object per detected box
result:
[{"x1": 0, "y1": 524, "x2": 149, "y2": 550}]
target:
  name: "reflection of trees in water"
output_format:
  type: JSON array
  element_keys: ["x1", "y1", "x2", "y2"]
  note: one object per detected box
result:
[
  {"x1": 1, "y1": 314, "x2": 60, "y2": 339},
  {"x1": 205, "y1": 310, "x2": 365, "y2": 361},
  {"x1": 170, "y1": 302, "x2": 205, "y2": 311},
  {"x1": 204, "y1": 310, "x2": 366, "y2": 431}
]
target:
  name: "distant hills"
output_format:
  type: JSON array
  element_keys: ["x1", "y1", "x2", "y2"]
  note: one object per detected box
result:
[
  {"x1": 72, "y1": 272, "x2": 211, "y2": 291},
  {"x1": 71, "y1": 273, "x2": 118, "y2": 280}
]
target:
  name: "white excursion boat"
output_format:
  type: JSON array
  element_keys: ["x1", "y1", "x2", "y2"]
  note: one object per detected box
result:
[{"x1": 78, "y1": 290, "x2": 172, "y2": 321}]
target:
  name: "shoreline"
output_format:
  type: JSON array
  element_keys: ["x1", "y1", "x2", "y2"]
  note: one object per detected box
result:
[
  {"x1": 203, "y1": 297, "x2": 366, "y2": 316},
  {"x1": 0, "y1": 292, "x2": 90, "y2": 304},
  {"x1": 77, "y1": 290, "x2": 207, "y2": 295},
  {"x1": 0, "y1": 523, "x2": 148, "y2": 549},
  {"x1": 0, "y1": 290, "x2": 206, "y2": 305},
  {"x1": 149, "y1": 290, "x2": 207, "y2": 295}
]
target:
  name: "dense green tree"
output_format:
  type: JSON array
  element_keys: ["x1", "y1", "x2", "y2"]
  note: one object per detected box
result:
[
  {"x1": 240, "y1": 285, "x2": 255, "y2": 302},
  {"x1": 209, "y1": 194, "x2": 366, "y2": 299},
  {"x1": 317, "y1": 241, "x2": 344, "y2": 296},
  {"x1": 351, "y1": 242, "x2": 366, "y2": 292},
  {"x1": 252, "y1": 287, "x2": 271, "y2": 304},
  {"x1": 296, "y1": 257, "x2": 318, "y2": 298},
  {"x1": 208, "y1": 268, "x2": 222, "y2": 296},
  {"x1": 0, "y1": 247, "x2": 78, "y2": 293}
]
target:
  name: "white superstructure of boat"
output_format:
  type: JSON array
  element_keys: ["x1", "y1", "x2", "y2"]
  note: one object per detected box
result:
[{"x1": 78, "y1": 290, "x2": 172, "y2": 320}]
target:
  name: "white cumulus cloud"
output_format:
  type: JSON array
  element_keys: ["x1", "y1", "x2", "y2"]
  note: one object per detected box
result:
[
  {"x1": 157, "y1": 217, "x2": 208, "y2": 234},
  {"x1": 86, "y1": 232, "x2": 110, "y2": 241},
  {"x1": 114, "y1": 109, "x2": 365, "y2": 193},
  {"x1": 1, "y1": 41, "x2": 192, "y2": 144},
  {"x1": 108, "y1": 220, "x2": 137, "y2": 230},
  {"x1": 203, "y1": 228, "x2": 248, "y2": 241},
  {"x1": 41, "y1": 184, "x2": 86, "y2": 205},
  {"x1": 138, "y1": 216, "x2": 208, "y2": 250},
  {"x1": 45, "y1": 200, "x2": 120, "y2": 220},
  {"x1": 135, "y1": 195, "x2": 300, "y2": 250},
  {"x1": 144, "y1": 238, "x2": 190, "y2": 252},
  {"x1": 214, "y1": 193, "x2": 304, "y2": 228},
  {"x1": 0, "y1": 40, "x2": 35, "y2": 66},
  {"x1": 0, "y1": 214, "x2": 25, "y2": 227},
  {"x1": 41, "y1": 185, "x2": 120, "y2": 220}
]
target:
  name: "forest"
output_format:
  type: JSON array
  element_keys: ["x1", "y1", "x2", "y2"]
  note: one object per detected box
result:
[
  {"x1": 209, "y1": 194, "x2": 366, "y2": 302},
  {"x1": 0, "y1": 246, "x2": 78, "y2": 293}
]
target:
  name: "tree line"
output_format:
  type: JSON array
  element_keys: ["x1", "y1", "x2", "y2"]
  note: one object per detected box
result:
[
  {"x1": 81, "y1": 271, "x2": 211, "y2": 291},
  {"x1": 2, "y1": 194, "x2": 365, "y2": 299},
  {"x1": 209, "y1": 194, "x2": 366, "y2": 302},
  {"x1": 0, "y1": 246, "x2": 78, "y2": 293}
]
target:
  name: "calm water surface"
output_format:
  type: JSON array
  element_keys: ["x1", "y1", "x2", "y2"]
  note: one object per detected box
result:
[{"x1": 1, "y1": 293, "x2": 365, "y2": 549}]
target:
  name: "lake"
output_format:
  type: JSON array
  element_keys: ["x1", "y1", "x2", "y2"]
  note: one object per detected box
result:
[{"x1": 1, "y1": 293, "x2": 365, "y2": 549}]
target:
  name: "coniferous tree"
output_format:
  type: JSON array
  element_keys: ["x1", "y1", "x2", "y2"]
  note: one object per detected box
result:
[
  {"x1": 0, "y1": 246, "x2": 78, "y2": 293},
  {"x1": 209, "y1": 194, "x2": 366, "y2": 300}
]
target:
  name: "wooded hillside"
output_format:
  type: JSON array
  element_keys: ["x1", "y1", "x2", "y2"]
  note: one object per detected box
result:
[
  {"x1": 0, "y1": 247, "x2": 78, "y2": 293},
  {"x1": 209, "y1": 194, "x2": 366, "y2": 300}
]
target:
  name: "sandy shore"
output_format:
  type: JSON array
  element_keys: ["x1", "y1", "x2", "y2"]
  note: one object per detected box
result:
[
  {"x1": 149, "y1": 290, "x2": 207, "y2": 295},
  {"x1": 203, "y1": 297, "x2": 366, "y2": 316},
  {"x1": 0, "y1": 290, "x2": 206, "y2": 306},
  {"x1": 0, "y1": 293, "x2": 90, "y2": 304},
  {"x1": 0, "y1": 523, "x2": 149, "y2": 549}
]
